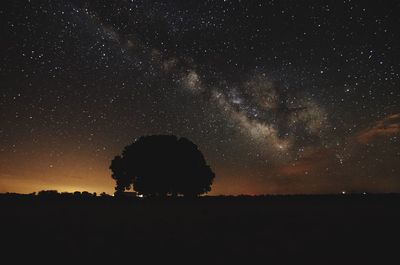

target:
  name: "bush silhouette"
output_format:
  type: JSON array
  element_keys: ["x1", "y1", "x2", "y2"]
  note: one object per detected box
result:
[{"x1": 110, "y1": 135, "x2": 215, "y2": 197}]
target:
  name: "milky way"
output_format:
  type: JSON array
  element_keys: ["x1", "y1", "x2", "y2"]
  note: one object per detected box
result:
[{"x1": 1, "y1": 1, "x2": 399, "y2": 194}]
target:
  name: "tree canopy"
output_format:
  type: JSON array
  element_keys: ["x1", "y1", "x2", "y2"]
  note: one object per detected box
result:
[{"x1": 110, "y1": 135, "x2": 215, "y2": 197}]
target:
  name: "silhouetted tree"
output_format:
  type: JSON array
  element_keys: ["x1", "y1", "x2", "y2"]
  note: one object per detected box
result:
[
  {"x1": 110, "y1": 135, "x2": 215, "y2": 197},
  {"x1": 100, "y1": 192, "x2": 110, "y2": 197},
  {"x1": 37, "y1": 190, "x2": 59, "y2": 198}
]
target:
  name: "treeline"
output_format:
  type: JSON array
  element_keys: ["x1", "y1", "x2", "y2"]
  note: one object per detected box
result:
[
  {"x1": 0, "y1": 190, "x2": 113, "y2": 199},
  {"x1": 1, "y1": 191, "x2": 400, "y2": 201}
]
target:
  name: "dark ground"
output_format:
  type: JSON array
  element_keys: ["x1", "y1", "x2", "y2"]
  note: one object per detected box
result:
[{"x1": 1, "y1": 194, "x2": 399, "y2": 264}]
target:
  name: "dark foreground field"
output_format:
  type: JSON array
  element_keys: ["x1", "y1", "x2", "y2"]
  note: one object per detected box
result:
[{"x1": 1, "y1": 194, "x2": 399, "y2": 264}]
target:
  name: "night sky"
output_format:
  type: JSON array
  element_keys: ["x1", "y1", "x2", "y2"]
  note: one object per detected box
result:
[{"x1": 1, "y1": 0, "x2": 399, "y2": 195}]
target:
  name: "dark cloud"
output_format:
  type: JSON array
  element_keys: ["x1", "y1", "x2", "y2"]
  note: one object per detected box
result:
[{"x1": 356, "y1": 114, "x2": 400, "y2": 144}]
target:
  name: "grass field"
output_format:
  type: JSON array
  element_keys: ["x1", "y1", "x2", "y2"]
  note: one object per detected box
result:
[{"x1": 1, "y1": 194, "x2": 399, "y2": 264}]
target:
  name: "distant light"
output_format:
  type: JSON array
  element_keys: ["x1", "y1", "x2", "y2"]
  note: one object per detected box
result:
[
  {"x1": 138, "y1": 194, "x2": 144, "y2": 198},
  {"x1": 341, "y1": 191, "x2": 346, "y2": 195}
]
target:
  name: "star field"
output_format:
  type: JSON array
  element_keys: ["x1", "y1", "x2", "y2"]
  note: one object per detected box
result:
[{"x1": 1, "y1": 0, "x2": 399, "y2": 194}]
